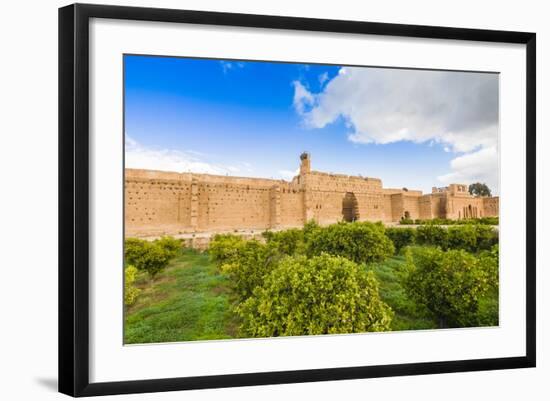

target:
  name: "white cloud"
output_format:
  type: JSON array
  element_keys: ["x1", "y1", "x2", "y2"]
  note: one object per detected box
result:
[
  {"x1": 292, "y1": 81, "x2": 315, "y2": 115},
  {"x1": 319, "y1": 72, "x2": 329, "y2": 86},
  {"x1": 125, "y1": 136, "x2": 241, "y2": 175},
  {"x1": 437, "y1": 146, "x2": 499, "y2": 192},
  {"x1": 220, "y1": 61, "x2": 244, "y2": 74},
  {"x1": 293, "y1": 67, "x2": 499, "y2": 192},
  {"x1": 278, "y1": 168, "x2": 299, "y2": 181}
]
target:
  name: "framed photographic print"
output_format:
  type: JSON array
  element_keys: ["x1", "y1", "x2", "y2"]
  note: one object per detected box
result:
[{"x1": 58, "y1": 3, "x2": 536, "y2": 397}]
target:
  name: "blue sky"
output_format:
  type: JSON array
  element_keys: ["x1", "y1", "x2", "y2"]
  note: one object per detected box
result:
[{"x1": 124, "y1": 55, "x2": 499, "y2": 194}]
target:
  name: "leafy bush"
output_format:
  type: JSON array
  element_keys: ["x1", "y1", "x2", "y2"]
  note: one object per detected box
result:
[
  {"x1": 238, "y1": 254, "x2": 393, "y2": 337},
  {"x1": 404, "y1": 246, "x2": 497, "y2": 328},
  {"x1": 124, "y1": 238, "x2": 148, "y2": 266},
  {"x1": 474, "y1": 225, "x2": 499, "y2": 251},
  {"x1": 219, "y1": 240, "x2": 281, "y2": 302},
  {"x1": 415, "y1": 224, "x2": 498, "y2": 252},
  {"x1": 302, "y1": 219, "x2": 321, "y2": 240},
  {"x1": 208, "y1": 234, "x2": 247, "y2": 265},
  {"x1": 124, "y1": 238, "x2": 172, "y2": 278},
  {"x1": 386, "y1": 227, "x2": 416, "y2": 253},
  {"x1": 399, "y1": 217, "x2": 414, "y2": 225},
  {"x1": 447, "y1": 225, "x2": 477, "y2": 252},
  {"x1": 154, "y1": 236, "x2": 181, "y2": 259},
  {"x1": 415, "y1": 225, "x2": 449, "y2": 249},
  {"x1": 305, "y1": 222, "x2": 394, "y2": 264},
  {"x1": 478, "y1": 216, "x2": 499, "y2": 226},
  {"x1": 263, "y1": 228, "x2": 305, "y2": 256},
  {"x1": 124, "y1": 265, "x2": 141, "y2": 306},
  {"x1": 406, "y1": 217, "x2": 499, "y2": 226}
]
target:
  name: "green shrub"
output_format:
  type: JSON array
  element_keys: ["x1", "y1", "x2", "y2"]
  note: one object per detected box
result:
[
  {"x1": 263, "y1": 228, "x2": 305, "y2": 256},
  {"x1": 306, "y1": 222, "x2": 394, "y2": 264},
  {"x1": 404, "y1": 246, "x2": 497, "y2": 328},
  {"x1": 415, "y1": 225, "x2": 449, "y2": 249},
  {"x1": 220, "y1": 240, "x2": 281, "y2": 302},
  {"x1": 386, "y1": 227, "x2": 416, "y2": 253},
  {"x1": 302, "y1": 219, "x2": 321, "y2": 240},
  {"x1": 208, "y1": 234, "x2": 247, "y2": 265},
  {"x1": 447, "y1": 225, "x2": 477, "y2": 252},
  {"x1": 124, "y1": 238, "x2": 148, "y2": 265},
  {"x1": 124, "y1": 265, "x2": 141, "y2": 306},
  {"x1": 479, "y1": 216, "x2": 499, "y2": 225},
  {"x1": 410, "y1": 217, "x2": 498, "y2": 226},
  {"x1": 124, "y1": 238, "x2": 171, "y2": 278},
  {"x1": 154, "y1": 236, "x2": 181, "y2": 259},
  {"x1": 399, "y1": 217, "x2": 414, "y2": 225},
  {"x1": 238, "y1": 254, "x2": 393, "y2": 337},
  {"x1": 474, "y1": 225, "x2": 499, "y2": 251}
]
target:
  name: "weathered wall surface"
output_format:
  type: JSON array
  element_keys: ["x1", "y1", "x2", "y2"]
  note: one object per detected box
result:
[
  {"x1": 125, "y1": 158, "x2": 499, "y2": 237},
  {"x1": 483, "y1": 197, "x2": 500, "y2": 217},
  {"x1": 446, "y1": 196, "x2": 485, "y2": 219}
]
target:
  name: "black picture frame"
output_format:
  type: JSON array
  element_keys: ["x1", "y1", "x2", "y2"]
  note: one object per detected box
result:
[{"x1": 59, "y1": 3, "x2": 536, "y2": 397}]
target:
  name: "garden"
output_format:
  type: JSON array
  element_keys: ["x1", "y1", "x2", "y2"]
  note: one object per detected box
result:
[{"x1": 124, "y1": 220, "x2": 499, "y2": 344}]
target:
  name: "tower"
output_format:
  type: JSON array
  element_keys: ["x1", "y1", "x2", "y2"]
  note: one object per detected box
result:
[{"x1": 300, "y1": 152, "x2": 311, "y2": 175}]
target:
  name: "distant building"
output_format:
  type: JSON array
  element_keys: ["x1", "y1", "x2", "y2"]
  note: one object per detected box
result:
[{"x1": 125, "y1": 153, "x2": 499, "y2": 237}]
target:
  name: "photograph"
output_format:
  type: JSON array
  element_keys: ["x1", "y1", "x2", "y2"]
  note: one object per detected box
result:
[{"x1": 123, "y1": 54, "x2": 500, "y2": 344}]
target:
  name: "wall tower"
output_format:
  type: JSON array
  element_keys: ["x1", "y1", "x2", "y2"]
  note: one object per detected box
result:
[{"x1": 300, "y1": 152, "x2": 311, "y2": 175}]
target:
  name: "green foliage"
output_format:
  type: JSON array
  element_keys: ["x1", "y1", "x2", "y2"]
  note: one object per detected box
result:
[
  {"x1": 474, "y1": 225, "x2": 499, "y2": 251},
  {"x1": 124, "y1": 249, "x2": 240, "y2": 343},
  {"x1": 124, "y1": 265, "x2": 141, "y2": 306},
  {"x1": 404, "y1": 246, "x2": 497, "y2": 327},
  {"x1": 385, "y1": 227, "x2": 416, "y2": 253},
  {"x1": 124, "y1": 238, "x2": 148, "y2": 266},
  {"x1": 302, "y1": 219, "x2": 322, "y2": 242},
  {"x1": 367, "y1": 256, "x2": 436, "y2": 331},
  {"x1": 124, "y1": 238, "x2": 172, "y2": 278},
  {"x1": 469, "y1": 182, "x2": 492, "y2": 197},
  {"x1": 415, "y1": 225, "x2": 449, "y2": 249},
  {"x1": 238, "y1": 254, "x2": 393, "y2": 337},
  {"x1": 400, "y1": 217, "x2": 414, "y2": 225},
  {"x1": 208, "y1": 234, "x2": 246, "y2": 265},
  {"x1": 305, "y1": 221, "x2": 394, "y2": 264},
  {"x1": 154, "y1": 236, "x2": 182, "y2": 259},
  {"x1": 218, "y1": 240, "x2": 281, "y2": 302},
  {"x1": 263, "y1": 228, "x2": 305, "y2": 256},
  {"x1": 404, "y1": 217, "x2": 499, "y2": 226},
  {"x1": 447, "y1": 224, "x2": 477, "y2": 252},
  {"x1": 415, "y1": 224, "x2": 497, "y2": 252}
]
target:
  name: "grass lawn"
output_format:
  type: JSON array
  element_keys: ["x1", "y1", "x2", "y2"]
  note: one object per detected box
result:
[
  {"x1": 367, "y1": 256, "x2": 437, "y2": 331},
  {"x1": 124, "y1": 249, "x2": 240, "y2": 344}
]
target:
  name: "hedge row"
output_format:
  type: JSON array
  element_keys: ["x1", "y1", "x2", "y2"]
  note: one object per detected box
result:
[
  {"x1": 386, "y1": 224, "x2": 498, "y2": 254},
  {"x1": 400, "y1": 216, "x2": 499, "y2": 226}
]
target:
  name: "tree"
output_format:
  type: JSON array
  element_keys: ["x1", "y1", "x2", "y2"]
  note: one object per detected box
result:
[
  {"x1": 469, "y1": 182, "x2": 492, "y2": 197},
  {"x1": 305, "y1": 221, "x2": 394, "y2": 264},
  {"x1": 238, "y1": 254, "x2": 393, "y2": 337},
  {"x1": 404, "y1": 246, "x2": 497, "y2": 328},
  {"x1": 124, "y1": 238, "x2": 172, "y2": 278},
  {"x1": 218, "y1": 240, "x2": 281, "y2": 302},
  {"x1": 124, "y1": 265, "x2": 141, "y2": 306}
]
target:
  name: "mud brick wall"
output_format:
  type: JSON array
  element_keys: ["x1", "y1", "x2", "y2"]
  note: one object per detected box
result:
[
  {"x1": 124, "y1": 159, "x2": 499, "y2": 238},
  {"x1": 483, "y1": 197, "x2": 499, "y2": 217}
]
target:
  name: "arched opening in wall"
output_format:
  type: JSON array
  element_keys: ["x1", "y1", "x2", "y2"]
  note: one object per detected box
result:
[
  {"x1": 404, "y1": 211, "x2": 410, "y2": 219},
  {"x1": 342, "y1": 192, "x2": 359, "y2": 222}
]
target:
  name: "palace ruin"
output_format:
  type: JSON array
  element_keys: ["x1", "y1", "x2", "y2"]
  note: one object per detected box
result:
[{"x1": 125, "y1": 153, "x2": 499, "y2": 237}]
